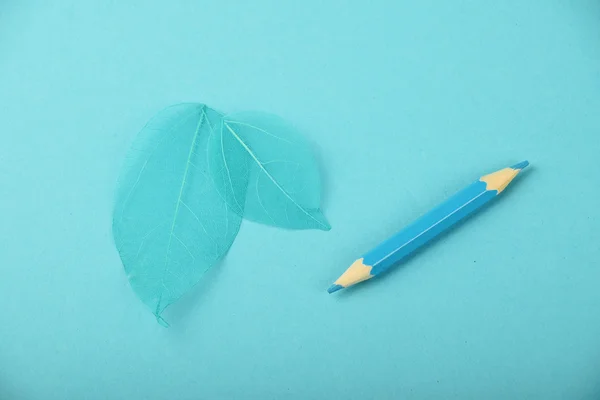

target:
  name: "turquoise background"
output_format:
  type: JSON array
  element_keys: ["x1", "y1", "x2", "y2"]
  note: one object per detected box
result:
[{"x1": 1, "y1": 1, "x2": 599, "y2": 398}]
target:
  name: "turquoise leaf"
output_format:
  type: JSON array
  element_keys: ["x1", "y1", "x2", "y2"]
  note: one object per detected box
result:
[
  {"x1": 112, "y1": 103, "x2": 244, "y2": 324},
  {"x1": 208, "y1": 111, "x2": 330, "y2": 231}
]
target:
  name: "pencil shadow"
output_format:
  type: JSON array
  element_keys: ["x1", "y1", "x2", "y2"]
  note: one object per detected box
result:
[{"x1": 335, "y1": 166, "x2": 534, "y2": 297}]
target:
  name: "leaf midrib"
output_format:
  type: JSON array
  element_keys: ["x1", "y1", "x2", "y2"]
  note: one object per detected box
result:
[{"x1": 155, "y1": 106, "x2": 206, "y2": 316}]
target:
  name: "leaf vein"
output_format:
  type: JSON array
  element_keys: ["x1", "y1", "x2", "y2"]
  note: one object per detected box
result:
[
  {"x1": 224, "y1": 120, "x2": 297, "y2": 145},
  {"x1": 224, "y1": 122, "x2": 327, "y2": 229},
  {"x1": 156, "y1": 105, "x2": 206, "y2": 315}
]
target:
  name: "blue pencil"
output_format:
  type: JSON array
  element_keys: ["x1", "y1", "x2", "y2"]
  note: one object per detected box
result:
[{"x1": 328, "y1": 161, "x2": 529, "y2": 294}]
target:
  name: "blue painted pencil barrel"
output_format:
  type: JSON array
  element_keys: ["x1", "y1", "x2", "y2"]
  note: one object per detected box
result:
[
  {"x1": 365, "y1": 180, "x2": 496, "y2": 276},
  {"x1": 327, "y1": 161, "x2": 529, "y2": 293}
]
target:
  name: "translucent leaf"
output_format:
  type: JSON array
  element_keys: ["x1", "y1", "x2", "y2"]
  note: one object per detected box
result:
[
  {"x1": 205, "y1": 117, "x2": 250, "y2": 216},
  {"x1": 112, "y1": 103, "x2": 244, "y2": 324},
  {"x1": 208, "y1": 111, "x2": 330, "y2": 231}
]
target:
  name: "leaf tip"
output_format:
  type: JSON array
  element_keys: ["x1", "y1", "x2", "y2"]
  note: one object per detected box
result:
[
  {"x1": 312, "y1": 210, "x2": 331, "y2": 231},
  {"x1": 320, "y1": 222, "x2": 332, "y2": 231},
  {"x1": 156, "y1": 314, "x2": 170, "y2": 328}
]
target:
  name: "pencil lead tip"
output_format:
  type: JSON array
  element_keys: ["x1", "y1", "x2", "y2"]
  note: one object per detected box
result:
[
  {"x1": 510, "y1": 160, "x2": 529, "y2": 170},
  {"x1": 327, "y1": 284, "x2": 343, "y2": 294}
]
